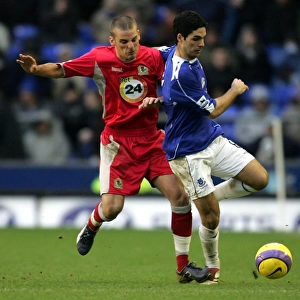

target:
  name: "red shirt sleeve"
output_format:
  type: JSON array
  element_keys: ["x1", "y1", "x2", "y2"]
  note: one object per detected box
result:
[{"x1": 61, "y1": 48, "x2": 97, "y2": 78}]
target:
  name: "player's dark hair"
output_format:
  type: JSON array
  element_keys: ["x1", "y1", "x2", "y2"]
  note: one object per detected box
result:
[
  {"x1": 110, "y1": 15, "x2": 137, "y2": 37},
  {"x1": 173, "y1": 11, "x2": 208, "y2": 44}
]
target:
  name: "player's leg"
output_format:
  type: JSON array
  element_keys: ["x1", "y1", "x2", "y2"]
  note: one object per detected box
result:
[
  {"x1": 148, "y1": 130, "x2": 210, "y2": 282},
  {"x1": 154, "y1": 174, "x2": 192, "y2": 271},
  {"x1": 212, "y1": 137, "x2": 269, "y2": 201},
  {"x1": 147, "y1": 129, "x2": 210, "y2": 283},
  {"x1": 154, "y1": 173, "x2": 211, "y2": 283},
  {"x1": 193, "y1": 193, "x2": 221, "y2": 284},
  {"x1": 77, "y1": 130, "x2": 131, "y2": 256},
  {"x1": 234, "y1": 158, "x2": 269, "y2": 190},
  {"x1": 76, "y1": 194, "x2": 124, "y2": 255},
  {"x1": 214, "y1": 159, "x2": 269, "y2": 201},
  {"x1": 169, "y1": 151, "x2": 221, "y2": 284}
]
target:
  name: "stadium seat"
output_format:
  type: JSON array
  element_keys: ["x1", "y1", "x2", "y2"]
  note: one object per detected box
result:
[
  {"x1": 78, "y1": 23, "x2": 96, "y2": 44},
  {"x1": 266, "y1": 44, "x2": 288, "y2": 70},
  {"x1": 13, "y1": 24, "x2": 40, "y2": 43},
  {"x1": 270, "y1": 84, "x2": 297, "y2": 116},
  {"x1": 5, "y1": 24, "x2": 40, "y2": 61}
]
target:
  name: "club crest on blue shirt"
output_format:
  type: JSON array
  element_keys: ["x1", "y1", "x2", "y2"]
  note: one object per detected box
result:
[{"x1": 197, "y1": 178, "x2": 206, "y2": 187}]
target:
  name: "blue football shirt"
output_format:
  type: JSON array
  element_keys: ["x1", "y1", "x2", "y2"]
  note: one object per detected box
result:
[{"x1": 159, "y1": 46, "x2": 224, "y2": 160}]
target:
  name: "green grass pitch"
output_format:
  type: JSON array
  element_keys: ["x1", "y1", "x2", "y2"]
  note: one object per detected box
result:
[{"x1": 0, "y1": 229, "x2": 299, "y2": 300}]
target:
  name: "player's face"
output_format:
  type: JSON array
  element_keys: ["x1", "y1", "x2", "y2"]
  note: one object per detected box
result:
[
  {"x1": 177, "y1": 27, "x2": 206, "y2": 60},
  {"x1": 109, "y1": 28, "x2": 140, "y2": 62}
]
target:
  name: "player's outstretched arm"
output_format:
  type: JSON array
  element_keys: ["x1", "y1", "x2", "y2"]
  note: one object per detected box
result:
[
  {"x1": 138, "y1": 96, "x2": 163, "y2": 109},
  {"x1": 209, "y1": 78, "x2": 248, "y2": 119},
  {"x1": 16, "y1": 54, "x2": 64, "y2": 78}
]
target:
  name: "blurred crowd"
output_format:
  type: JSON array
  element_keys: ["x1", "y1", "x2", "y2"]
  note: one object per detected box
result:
[{"x1": 1, "y1": 0, "x2": 300, "y2": 166}]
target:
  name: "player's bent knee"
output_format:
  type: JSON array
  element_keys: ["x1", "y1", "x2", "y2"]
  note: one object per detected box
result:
[
  {"x1": 202, "y1": 215, "x2": 219, "y2": 229},
  {"x1": 247, "y1": 166, "x2": 269, "y2": 191},
  {"x1": 172, "y1": 193, "x2": 190, "y2": 207},
  {"x1": 255, "y1": 170, "x2": 269, "y2": 191},
  {"x1": 102, "y1": 206, "x2": 122, "y2": 220}
]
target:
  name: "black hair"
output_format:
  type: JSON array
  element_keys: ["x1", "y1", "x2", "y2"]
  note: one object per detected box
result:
[{"x1": 173, "y1": 11, "x2": 208, "y2": 44}]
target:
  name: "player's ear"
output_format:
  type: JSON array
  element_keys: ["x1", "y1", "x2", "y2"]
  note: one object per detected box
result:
[
  {"x1": 177, "y1": 33, "x2": 183, "y2": 43},
  {"x1": 109, "y1": 36, "x2": 115, "y2": 46}
]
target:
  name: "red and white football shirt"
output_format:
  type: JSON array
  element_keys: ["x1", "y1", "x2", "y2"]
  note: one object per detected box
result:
[{"x1": 61, "y1": 45, "x2": 164, "y2": 129}]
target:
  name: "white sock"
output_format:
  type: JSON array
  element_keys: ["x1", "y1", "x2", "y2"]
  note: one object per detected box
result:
[
  {"x1": 173, "y1": 234, "x2": 191, "y2": 256},
  {"x1": 199, "y1": 224, "x2": 220, "y2": 268},
  {"x1": 214, "y1": 178, "x2": 258, "y2": 202},
  {"x1": 90, "y1": 209, "x2": 102, "y2": 227}
]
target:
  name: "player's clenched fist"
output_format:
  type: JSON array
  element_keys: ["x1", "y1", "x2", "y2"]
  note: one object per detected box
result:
[{"x1": 231, "y1": 78, "x2": 249, "y2": 95}]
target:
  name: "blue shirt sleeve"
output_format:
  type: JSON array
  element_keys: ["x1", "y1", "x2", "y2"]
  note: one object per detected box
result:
[{"x1": 158, "y1": 45, "x2": 176, "y2": 63}]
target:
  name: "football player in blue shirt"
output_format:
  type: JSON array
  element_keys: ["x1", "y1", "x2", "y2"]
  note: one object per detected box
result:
[{"x1": 140, "y1": 10, "x2": 269, "y2": 284}]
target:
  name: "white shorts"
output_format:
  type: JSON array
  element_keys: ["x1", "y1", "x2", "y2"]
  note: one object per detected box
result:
[{"x1": 169, "y1": 136, "x2": 254, "y2": 200}]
